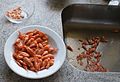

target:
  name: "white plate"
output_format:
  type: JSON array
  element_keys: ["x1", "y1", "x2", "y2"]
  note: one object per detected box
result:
[{"x1": 4, "y1": 25, "x2": 66, "y2": 79}]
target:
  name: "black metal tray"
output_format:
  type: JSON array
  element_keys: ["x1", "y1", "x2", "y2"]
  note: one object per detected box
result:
[{"x1": 62, "y1": 4, "x2": 120, "y2": 72}]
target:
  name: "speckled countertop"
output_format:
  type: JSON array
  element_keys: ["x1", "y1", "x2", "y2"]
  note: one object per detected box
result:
[{"x1": 0, "y1": 0, "x2": 120, "y2": 82}]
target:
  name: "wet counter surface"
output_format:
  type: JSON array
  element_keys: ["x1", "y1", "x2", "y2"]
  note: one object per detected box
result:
[{"x1": 0, "y1": 0, "x2": 120, "y2": 82}]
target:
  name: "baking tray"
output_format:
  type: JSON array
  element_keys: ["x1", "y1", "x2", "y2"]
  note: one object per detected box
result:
[{"x1": 62, "y1": 4, "x2": 120, "y2": 72}]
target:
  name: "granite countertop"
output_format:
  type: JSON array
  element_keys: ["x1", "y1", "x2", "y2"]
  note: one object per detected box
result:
[{"x1": 0, "y1": 0, "x2": 120, "y2": 82}]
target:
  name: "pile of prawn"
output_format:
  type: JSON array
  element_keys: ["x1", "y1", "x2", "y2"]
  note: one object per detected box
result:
[{"x1": 13, "y1": 29, "x2": 57, "y2": 72}]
